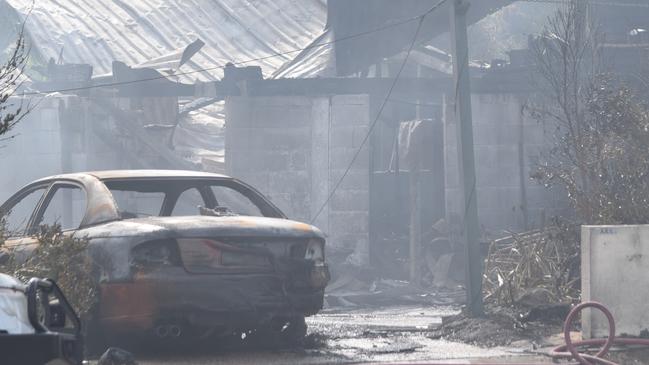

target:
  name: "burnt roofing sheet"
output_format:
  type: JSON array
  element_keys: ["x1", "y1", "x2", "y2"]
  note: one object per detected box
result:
[{"x1": 6, "y1": 0, "x2": 327, "y2": 81}]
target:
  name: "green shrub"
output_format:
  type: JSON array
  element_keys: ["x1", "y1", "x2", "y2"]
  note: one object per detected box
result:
[{"x1": 0, "y1": 224, "x2": 99, "y2": 317}]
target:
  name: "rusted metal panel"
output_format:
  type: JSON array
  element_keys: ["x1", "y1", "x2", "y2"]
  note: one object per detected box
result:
[
  {"x1": 98, "y1": 266, "x2": 325, "y2": 333},
  {"x1": 99, "y1": 279, "x2": 156, "y2": 332}
]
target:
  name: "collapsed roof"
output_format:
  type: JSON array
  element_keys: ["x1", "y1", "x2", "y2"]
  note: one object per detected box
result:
[{"x1": 4, "y1": 0, "x2": 327, "y2": 81}]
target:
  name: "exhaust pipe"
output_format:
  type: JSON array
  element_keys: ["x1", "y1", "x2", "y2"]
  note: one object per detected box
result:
[
  {"x1": 169, "y1": 325, "x2": 182, "y2": 337},
  {"x1": 155, "y1": 325, "x2": 169, "y2": 338}
]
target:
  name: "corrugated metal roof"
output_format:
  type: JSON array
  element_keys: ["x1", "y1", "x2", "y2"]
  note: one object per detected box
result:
[{"x1": 6, "y1": 0, "x2": 327, "y2": 81}]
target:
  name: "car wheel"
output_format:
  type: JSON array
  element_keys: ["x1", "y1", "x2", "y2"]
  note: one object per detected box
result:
[
  {"x1": 248, "y1": 315, "x2": 307, "y2": 348},
  {"x1": 279, "y1": 316, "x2": 307, "y2": 345}
]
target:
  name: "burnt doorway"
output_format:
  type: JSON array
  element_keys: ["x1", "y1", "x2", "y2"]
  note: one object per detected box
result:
[{"x1": 370, "y1": 114, "x2": 445, "y2": 280}]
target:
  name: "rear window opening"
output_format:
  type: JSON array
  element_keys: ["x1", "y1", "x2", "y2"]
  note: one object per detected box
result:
[{"x1": 103, "y1": 178, "x2": 283, "y2": 219}]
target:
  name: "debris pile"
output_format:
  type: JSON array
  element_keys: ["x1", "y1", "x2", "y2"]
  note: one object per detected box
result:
[
  {"x1": 483, "y1": 220, "x2": 580, "y2": 307},
  {"x1": 325, "y1": 265, "x2": 465, "y2": 308},
  {"x1": 428, "y1": 304, "x2": 562, "y2": 347},
  {"x1": 429, "y1": 220, "x2": 580, "y2": 348}
]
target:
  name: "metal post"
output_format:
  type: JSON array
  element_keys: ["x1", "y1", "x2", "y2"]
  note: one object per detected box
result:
[{"x1": 449, "y1": 0, "x2": 484, "y2": 317}]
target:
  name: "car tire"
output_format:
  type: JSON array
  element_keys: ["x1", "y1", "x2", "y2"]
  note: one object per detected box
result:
[
  {"x1": 248, "y1": 315, "x2": 307, "y2": 348},
  {"x1": 280, "y1": 315, "x2": 307, "y2": 345}
]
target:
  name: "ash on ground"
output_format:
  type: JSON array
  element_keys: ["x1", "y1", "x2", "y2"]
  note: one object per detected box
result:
[{"x1": 429, "y1": 303, "x2": 569, "y2": 348}]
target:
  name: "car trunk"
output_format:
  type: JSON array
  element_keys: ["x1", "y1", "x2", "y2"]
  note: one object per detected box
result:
[{"x1": 126, "y1": 215, "x2": 326, "y2": 288}]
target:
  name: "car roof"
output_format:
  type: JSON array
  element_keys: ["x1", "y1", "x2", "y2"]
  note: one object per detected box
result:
[{"x1": 32, "y1": 169, "x2": 231, "y2": 183}]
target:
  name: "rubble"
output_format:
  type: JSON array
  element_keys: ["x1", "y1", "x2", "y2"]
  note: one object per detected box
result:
[
  {"x1": 325, "y1": 271, "x2": 465, "y2": 309},
  {"x1": 482, "y1": 221, "x2": 581, "y2": 307},
  {"x1": 428, "y1": 304, "x2": 563, "y2": 348}
]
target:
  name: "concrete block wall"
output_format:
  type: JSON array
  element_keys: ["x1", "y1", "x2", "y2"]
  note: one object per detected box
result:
[
  {"x1": 226, "y1": 95, "x2": 370, "y2": 264},
  {"x1": 0, "y1": 95, "x2": 128, "y2": 203},
  {"x1": 326, "y1": 95, "x2": 371, "y2": 264},
  {"x1": 226, "y1": 96, "x2": 314, "y2": 221},
  {"x1": 0, "y1": 97, "x2": 64, "y2": 201},
  {"x1": 444, "y1": 93, "x2": 569, "y2": 237}
]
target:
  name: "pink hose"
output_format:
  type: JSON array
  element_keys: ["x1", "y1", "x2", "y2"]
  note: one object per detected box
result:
[
  {"x1": 381, "y1": 301, "x2": 649, "y2": 365},
  {"x1": 551, "y1": 301, "x2": 649, "y2": 365}
]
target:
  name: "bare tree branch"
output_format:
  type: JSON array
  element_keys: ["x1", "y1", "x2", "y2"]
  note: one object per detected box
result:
[{"x1": 0, "y1": 28, "x2": 30, "y2": 140}]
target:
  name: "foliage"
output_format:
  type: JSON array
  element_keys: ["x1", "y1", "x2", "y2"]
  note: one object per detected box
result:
[
  {"x1": 483, "y1": 219, "x2": 580, "y2": 306},
  {"x1": 529, "y1": 1, "x2": 649, "y2": 225},
  {"x1": 486, "y1": 1, "x2": 649, "y2": 308},
  {"x1": 0, "y1": 224, "x2": 99, "y2": 316},
  {"x1": 536, "y1": 79, "x2": 649, "y2": 224}
]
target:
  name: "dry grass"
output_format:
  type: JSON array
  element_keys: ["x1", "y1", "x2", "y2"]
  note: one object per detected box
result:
[{"x1": 483, "y1": 220, "x2": 580, "y2": 306}]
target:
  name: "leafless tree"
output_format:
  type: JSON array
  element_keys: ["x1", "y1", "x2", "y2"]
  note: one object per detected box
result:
[
  {"x1": 0, "y1": 30, "x2": 29, "y2": 142},
  {"x1": 530, "y1": 1, "x2": 649, "y2": 224}
]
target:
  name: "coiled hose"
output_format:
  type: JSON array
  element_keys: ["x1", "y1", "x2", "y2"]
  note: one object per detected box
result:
[{"x1": 551, "y1": 301, "x2": 649, "y2": 365}]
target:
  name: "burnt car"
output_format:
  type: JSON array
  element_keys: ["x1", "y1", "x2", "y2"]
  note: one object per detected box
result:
[{"x1": 0, "y1": 170, "x2": 329, "y2": 345}]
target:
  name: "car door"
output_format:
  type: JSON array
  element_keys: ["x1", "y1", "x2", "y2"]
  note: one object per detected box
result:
[
  {"x1": 0, "y1": 184, "x2": 50, "y2": 255},
  {"x1": 30, "y1": 182, "x2": 88, "y2": 235}
]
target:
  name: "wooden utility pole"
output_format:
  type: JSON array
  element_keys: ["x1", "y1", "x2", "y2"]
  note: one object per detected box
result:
[{"x1": 449, "y1": 0, "x2": 484, "y2": 317}]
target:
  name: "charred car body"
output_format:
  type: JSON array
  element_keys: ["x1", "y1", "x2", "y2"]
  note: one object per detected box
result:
[{"x1": 0, "y1": 170, "x2": 329, "y2": 344}]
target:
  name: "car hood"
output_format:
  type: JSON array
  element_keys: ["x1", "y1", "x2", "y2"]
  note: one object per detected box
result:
[{"x1": 82, "y1": 215, "x2": 325, "y2": 240}]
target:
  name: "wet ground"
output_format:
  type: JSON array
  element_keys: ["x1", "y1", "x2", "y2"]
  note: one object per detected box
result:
[{"x1": 132, "y1": 305, "x2": 557, "y2": 365}]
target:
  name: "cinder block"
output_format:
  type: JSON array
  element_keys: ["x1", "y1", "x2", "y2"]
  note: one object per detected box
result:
[
  {"x1": 329, "y1": 211, "x2": 369, "y2": 234},
  {"x1": 330, "y1": 125, "x2": 370, "y2": 148},
  {"x1": 246, "y1": 127, "x2": 311, "y2": 151},
  {"x1": 266, "y1": 193, "x2": 292, "y2": 215},
  {"x1": 329, "y1": 169, "x2": 369, "y2": 191},
  {"x1": 329, "y1": 147, "x2": 369, "y2": 169},
  {"x1": 38, "y1": 108, "x2": 60, "y2": 132},
  {"x1": 253, "y1": 96, "x2": 313, "y2": 108},
  {"x1": 290, "y1": 151, "x2": 309, "y2": 171},
  {"x1": 29, "y1": 130, "x2": 62, "y2": 155},
  {"x1": 235, "y1": 172, "x2": 270, "y2": 193},
  {"x1": 473, "y1": 123, "x2": 520, "y2": 147},
  {"x1": 331, "y1": 105, "x2": 370, "y2": 126},
  {"x1": 331, "y1": 95, "x2": 370, "y2": 127},
  {"x1": 268, "y1": 171, "x2": 310, "y2": 194},
  {"x1": 330, "y1": 190, "x2": 369, "y2": 211},
  {"x1": 253, "y1": 152, "x2": 291, "y2": 172},
  {"x1": 225, "y1": 127, "x2": 255, "y2": 149},
  {"x1": 477, "y1": 161, "x2": 519, "y2": 188},
  {"x1": 288, "y1": 193, "x2": 311, "y2": 221},
  {"x1": 328, "y1": 233, "x2": 368, "y2": 252},
  {"x1": 332, "y1": 94, "x2": 370, "y2": 106},
  {"x1": 225, "y1": 97, "x2": 254, "y2": 128},
  {"x1": 329, "y1": 126, "x2": 356, "y2": 148},
  {"x1": 252, "y1": 106, "x2": 311, "y2": 128}
]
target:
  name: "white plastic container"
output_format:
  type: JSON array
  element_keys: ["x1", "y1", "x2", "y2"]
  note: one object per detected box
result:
[{"x1": 582, "y1": 225, "x2": 649, "y2": 338}]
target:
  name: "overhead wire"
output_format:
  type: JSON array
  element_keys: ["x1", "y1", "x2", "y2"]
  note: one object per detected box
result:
[{"x1": 309, "y1": 0, "x2": 450, "y2": 224}]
